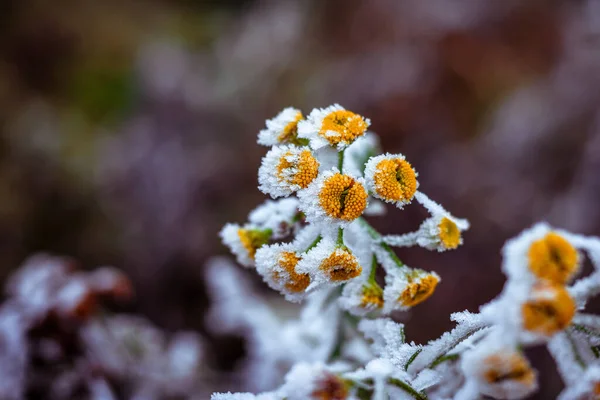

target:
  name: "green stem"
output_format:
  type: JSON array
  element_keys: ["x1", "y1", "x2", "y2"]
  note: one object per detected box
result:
[
  {"x1": 338, "y1": 149, "x2": 345, "y2": 172},
  {"x1": 368, "y1": 254, "x2": 378, "y2": 283},
  {"x1": 427, "y1": 327, "x2": 486, "y2": 369},
  {"x1": 304, "y1": 235, "x2": 322, "y2": 253},
  {"x1": 404, "y1": 349, "x2": 422, "y2": 371},
  {"x1": 337, "y1": 227, "x2": 344, "y2": 247},
  {"x1": 388, "y1": 378, "x2": 428, "y2": 400},
  {"x1": 565, "y1": 329, "x2": 587, "y2": 368},
  {"x1": 430, "y1": 353, "x2": 459, "y2": 368}
]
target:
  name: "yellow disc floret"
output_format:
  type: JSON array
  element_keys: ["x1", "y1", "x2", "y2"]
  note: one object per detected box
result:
[
  {"x1": 311, "y1": 374, "x2": 349, "y2": 400},
  {"x1": 278, "y1": 111, "x2": 303, "y2": 143},
  {"x1": 238, "y1": 228, "x2": 271, "y2": 260},
  {"x1": 360, "y1": 283, "x2": 384, "y2": 310},
  {"x1": 398, "y1": 274, "x2": 440, "y2": 307},
  {"x1": 373, "y1": 157, "x2": 418, "y2": 203},
  {"x1": 522, "y1": 282, "x2": 576, "y2": 336},
  {"x1": 318, "y1": 173, "x2": 367, "y2": 221},
  {"x1": 276, "y1": 149, "x2": 320, "y2": 189},
  {"x1": 483, "y1": 352, "x2": 536, "y2": 387},
  {"x1": 277, "y1": 251, "x2": 310, "y2": 293},
  {"x1": 319, "y1": 110, "x2": 368, "y2": 147},
  {"x1": 320, "y1": 249, "x2": 362, "y2": 282},
  {"x1": 528, "y1": 232, "x2": 579, "y2": 284},
  {"x1": 439, "y1": 217, "x2": 461, "y2": 250},
  {"x1": 399, "y1": 273, "x2": 439, "y2": 307}
]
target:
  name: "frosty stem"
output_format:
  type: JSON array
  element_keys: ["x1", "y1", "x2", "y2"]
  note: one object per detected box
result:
[{"x1": 358, "y1": 217, "x2": 405, "y2": 268}]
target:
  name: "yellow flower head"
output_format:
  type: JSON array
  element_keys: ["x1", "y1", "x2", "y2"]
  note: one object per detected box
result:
[
  {"x1": 366, "y1": 154, "x2": 418, "y2": 206},
  {"x1": 276, "y1": 149, "x2": 320, "y2": 189},
  {"x1": 311, "y1": 373, "x2": 349, "y2": 400},
  {"x1": 258, "y1": 108, "x2": 306, "y2": 146},
  {"x1": 259, "y1": 145, "x2": 320, "y2": 198},
  {"x1": 528, "y1": 232, "x2": 579, "y2": 284},
  {"x1": 220, "y1": 223, "x2": 272, "y2": 267},
  {"x1": 277, "y1": 251, "x2": 311, "y2": 293},
  {"x1": 320, "y1": 248, "x2": 362, "y2": 282},
  {"x1": 521, "y1": 281, "x2": 576, "y2": 336},
  {"x1": 398, "y1": 272, "x2": 440, "y2": 307},
  {"x1": 360, "y1": 283, "x2": 384, "y2": 310},
  {"x1": 482, "y1": 352, "x2": 536, "y2": 387},
  {"x1": 438, "y1": 217, "x2": 461, "y2": 250},
  {"x1": 298, "y1": 104, "x2": 370, "y2": 150},
  {"x1": 238, "y1": 228, "x2": 270, "y2": 260},
  {"x1": 317, "y1": 173, "x2": 368, "y2": 222}
]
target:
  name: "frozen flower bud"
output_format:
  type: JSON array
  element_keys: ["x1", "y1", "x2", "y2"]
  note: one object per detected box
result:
[
  {"x1": 255, "y1": 243, "x2": 311, "y2": 302},
  {"x1": 364, "y1": 154, "x2": 418, "y2": 208},
  {"x1": 258, "y1": 145, "x2": 320, "y2": 198},
  {"x1": 385, "y1": 192, "x2": 469, "y2": 252},
  {"x1": 257, "y1": 107, "x2": 305, "y2": 146},
  {"x1": 220, "y1": 223, "x2": 272, "y2": 267},
  {"x1": 279, "y1": 362, "x2": 350, "y2": 400},
  {"x1": 384, "y1": 268, "x2": 440, "y2": 312},
  {"x1": 298, "y1": 169, "x2": 368, "y2": 229},
  {"x1": 528, "y1": 232, "x2": 579, "y2": 285},
  {"x1": 521, "y1": 282, "x2": 576, "y2": 337},
  {"x1": 338, "y1": 278, "x2": 384, "y2": 316},
  {"x1": 298, "y1": 104, "x2": 370, "y2": 150},
  {"x1": 461, "y1": 339, "x2": 537, "y2": 400},
  {"x1": 248, "y1": 198, "x2": 300, "y2": 240},
  {"x1": 297, "y1": 237, "x2": 362, "y2": 288}
]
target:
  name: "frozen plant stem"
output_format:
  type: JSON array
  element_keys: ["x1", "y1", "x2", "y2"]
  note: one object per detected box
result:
[{"x1": 358, "y1": 217, "x2": 405, "y2": 268}]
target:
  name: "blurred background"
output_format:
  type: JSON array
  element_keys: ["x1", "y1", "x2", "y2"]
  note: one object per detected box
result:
[{"x1": 1, "y1": 0, "x2": 600, "y2": 398}]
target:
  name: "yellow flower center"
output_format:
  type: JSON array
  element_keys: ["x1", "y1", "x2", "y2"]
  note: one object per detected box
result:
[
  {"x1": 522, "y1": 282, "x2": 576, "y2": 336},
  {"x1": 319, "y1": 110, "x2": 368, "y2": 147},
  {"x1": 278, "y1": 111, "x2": 303, "y2": 143},
  {"x1": 318, "y1": 173, "x2": 368, "y2": 221},
  {"x1": 399, "y1": 274, "x2": 439, "y2": 307},
  {"x1": 237, "y1": 228, "x2": 270, "y2": 260},
  {"x1": 372, "y1": 158, "x2": 417, "y2": 203},
  {"x1": 528, "y1": 232, "x2": 579, "y2": 284},
  {"x1": 320, "y1": 249, "x2": 362, "y2": 282},
  {"x1": 276, "y1": 251, "x2": 310, "y2": 293},
  {"x1": 311, "y1": 374, "x2": 349, "y2": 400},
  {"x1": 483, "y1": 352, "x2": 535, "y2": 386},
  {"x1": 439, "y1": 217, "x2": 461, "y2": 249},
  {"x1": 360, "y1": 284, "x2": 384, "y2": 309},
  {"x1": 276, "y1": 149, "x2": 320, "y2": 189}
]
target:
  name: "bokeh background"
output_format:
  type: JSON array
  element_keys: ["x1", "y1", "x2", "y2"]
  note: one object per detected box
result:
[{"x1": 1, "y1": 0, "x2": 600, "y2": 398}]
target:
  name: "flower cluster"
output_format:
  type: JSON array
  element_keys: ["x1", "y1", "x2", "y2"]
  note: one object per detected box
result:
[
  {"x1": 212, "y1": 104, "x2": 600, "y2": 400},
  {"x1": 220, "y1": 104, "x2": 469, "y2": 312},
  {"x1": 212, "y1": 222, "x2": 600, "y2": 400}
]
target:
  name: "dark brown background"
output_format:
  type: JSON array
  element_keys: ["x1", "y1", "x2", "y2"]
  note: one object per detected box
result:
[{"x1": 1, "y1": 0, "x2": 599, "y2": 398}]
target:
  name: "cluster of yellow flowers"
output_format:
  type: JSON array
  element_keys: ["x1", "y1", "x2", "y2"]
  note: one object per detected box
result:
[{"x1": 221, "y1": 104, "x2": 468, "y2": 313}]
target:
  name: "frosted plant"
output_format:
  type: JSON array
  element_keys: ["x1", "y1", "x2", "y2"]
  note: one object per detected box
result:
[{"x1": 213, "y1": 105, "x2": 600, "y2": 399}]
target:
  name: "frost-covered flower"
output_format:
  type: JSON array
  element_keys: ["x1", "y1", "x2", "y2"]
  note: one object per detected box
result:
[
  {"x1": 383, "y1": 191, "x2": 469, "y2": 252},
  {"x1": 459, "y1": 336, "x2": 537, "y2": 400},
  {"x1": 364, "y1": 153, "x2": 418, "y2": 208},
  {"x1": 258, "y1": 145, "x2": 320, "y2": 198},
  {"x1": 338, "y1": 277, "x2": 384, "y2": 316},
  {"x1": 278, "y1": 362, "x2": 351, "y2": 400},
  {"x1": 502, "y1": 222, "x2": 580, "y2": 285},
  {"x1": 248, "y1": 198, "x2": 300, "y2": 240},
  {"x1": 255, "y1": 243, "x2": 311, "y2": 302},
  {"x1": 383, "y1": 268, "x2": 440, "y2": 313},
  {"x1": 521, "y1": 281, "x2": 576, "y2": 337},
  {"x1": 220, "y1": 223, "x2": 272, "y2": 267},
  {"x1": 258, "y1": 107, "x2": 305, "y2": 146},
  {"x1": 297, "y1": 236, "x2": 362, "y2": 289},
  {"x1": 297, "y1": 104, "x2": 370, "y2": 150},
  {"x1": 298, "y1": 169, "x2": 368, "y2": 230}
]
